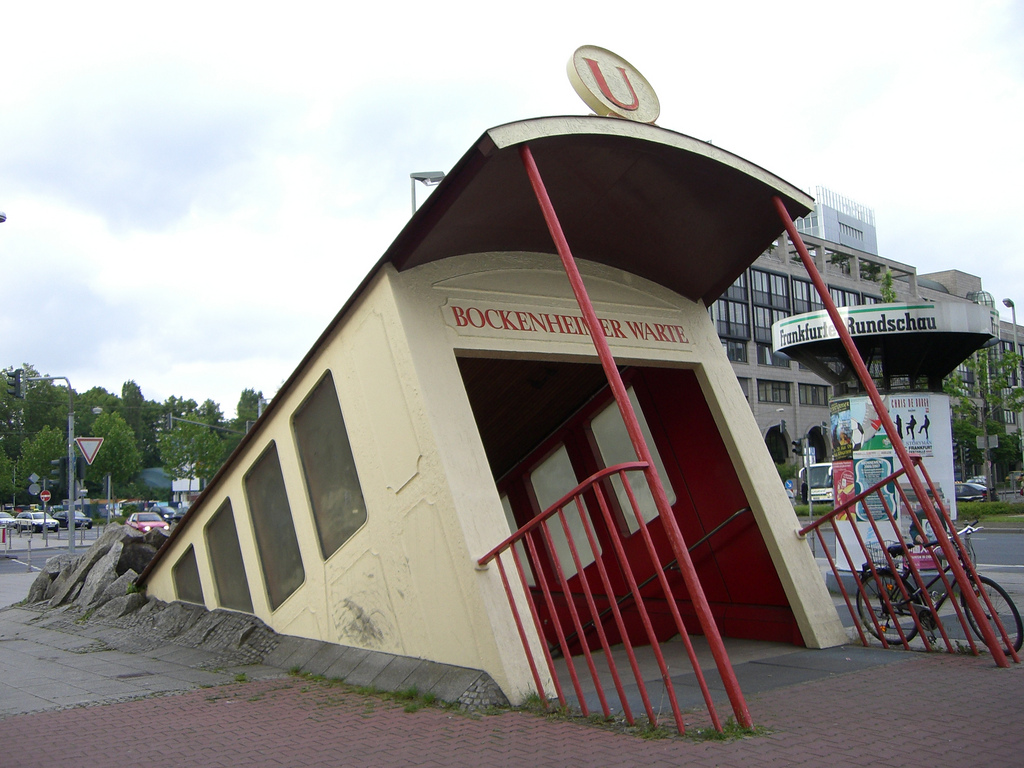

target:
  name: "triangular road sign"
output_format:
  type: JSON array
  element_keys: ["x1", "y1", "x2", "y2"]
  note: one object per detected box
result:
[{"x1": 76, "y1": 437, "x2": 104, "y2": 465}]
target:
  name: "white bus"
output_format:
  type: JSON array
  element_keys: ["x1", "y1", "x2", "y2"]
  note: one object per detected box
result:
[{"x1": 799, "y1": 462, "x2": 834, "y2": 505}]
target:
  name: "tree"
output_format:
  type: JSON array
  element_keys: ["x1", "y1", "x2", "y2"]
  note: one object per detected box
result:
[
  {"x1": 121, "y1": 380, "x2": 163, "y2": 467},
  {"x1": 945, "y1": 347, "x2": 1024, "y2": 488},
  {"x1": 0, "y1": 450, "x2": 14, "y2": 502},
  {"x1": 86, "y1": 412, "x2": 143, "y2": 494},
  {"x1": 159, "y1": 419, "x2": 223, "y2": 489},
  {"x1": 19, "y1": 425, "x2": 67, "y2": 498},
  {"x1": 880, "y1": 269, "x2": 898, "y2": 303}
]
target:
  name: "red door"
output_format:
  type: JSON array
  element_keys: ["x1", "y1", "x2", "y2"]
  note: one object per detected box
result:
[{"x1": 498, "y1": 367, "x2": 800, "y2": 651}]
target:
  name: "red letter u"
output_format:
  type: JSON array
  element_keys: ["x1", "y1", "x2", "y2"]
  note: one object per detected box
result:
[{"x1": 583, "y1": 58, "x2": 639, "y2": 110}]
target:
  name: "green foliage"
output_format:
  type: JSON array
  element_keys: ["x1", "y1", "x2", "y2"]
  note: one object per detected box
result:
[
  {"x1": 775, "y1": 462, "x2": 797, "y2": 482},
  {"x1": 0, "y1": 450, "x2": 12, "y2": 498},
  {"x1": 159, "y1": 418, "x2": 223, "y2": 486},
  {"x1": 86, "y1": 412, "x2": 143, "y2": 489},
  {"x1": 2, "y1": 360, "x2": 271, "y2": 503},
  {"x1": 880, "y1": 269, "x2": 898, "y2": 302},
  {"x1": 945, "y1": 349, "x2": 1024, "y2": 477},
  {"x1": 859, "y1": 260, "x2": 883, "y2": 282},
  {"x1": 959, "y1": 501, "x2": 1024, "y2": 517},
  {"x1": 19, "y1": 425, "x2": 66, "y2": 492}
]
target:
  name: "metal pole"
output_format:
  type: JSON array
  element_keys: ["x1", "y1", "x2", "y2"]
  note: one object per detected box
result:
[
  {"x1": 66, "y1": 383, "x2": 75, "y2": 556},
  {"x1": 773, "y1": 196, "x2": 1010, "y2": 666},
  {"x1": 519, "y1": 144, "x2": 752, "y2": 726}
]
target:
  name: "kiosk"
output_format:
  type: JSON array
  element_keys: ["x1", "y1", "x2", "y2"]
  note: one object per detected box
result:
[{"x1": 139, "y1": 48, "x2": 848, "y2": 722}]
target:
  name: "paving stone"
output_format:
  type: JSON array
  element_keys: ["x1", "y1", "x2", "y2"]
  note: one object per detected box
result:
[
  {"x1": 320, "y1": 646, "x2": 370, "y2": 680},
  {"x1": 339, "y1": 649, "x2": 394, "y2": 687},
  {"x1": 300, "y1": 643, "x2": 347, "y2": 677}
]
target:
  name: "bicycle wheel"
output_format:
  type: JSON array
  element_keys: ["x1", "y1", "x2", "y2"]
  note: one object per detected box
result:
[
  {"x1": 961, "y1": 576, "x2": 1023, "y2": 654},
  {"x1": 856, "y1": 569, "x2": 919, "y2": 644}
]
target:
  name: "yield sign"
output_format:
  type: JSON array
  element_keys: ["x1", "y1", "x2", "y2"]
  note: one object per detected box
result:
[{"x1": 76, "y1": 437, "x2": 104, "y2": 465}]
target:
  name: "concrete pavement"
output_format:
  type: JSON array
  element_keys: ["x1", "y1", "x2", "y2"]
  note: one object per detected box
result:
[{"x1": 1, "y1": 532, "x2": 1022, "y2": 767}]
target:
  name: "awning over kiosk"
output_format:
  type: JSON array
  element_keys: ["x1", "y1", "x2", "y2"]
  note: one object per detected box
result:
[{"x1": 772, "y1": 302, "x2": 998, "y2": 388}]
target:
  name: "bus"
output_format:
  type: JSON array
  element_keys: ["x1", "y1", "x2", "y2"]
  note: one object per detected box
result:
[{"x1": 799, "y1": 462, "x2": 834, "y2": 505}]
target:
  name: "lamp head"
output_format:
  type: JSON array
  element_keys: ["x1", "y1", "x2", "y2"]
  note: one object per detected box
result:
[
  {"x1": 1003, "y1": 298, "x2": 1015, "y2": 309},
  {"x1": 410, "y1": 171, "x2": 445, "y2": 186}
]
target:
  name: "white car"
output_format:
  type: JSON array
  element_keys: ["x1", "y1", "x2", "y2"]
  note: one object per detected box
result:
[{"x1": 14, "y1": 511, "x2": 60, "y2": 533}]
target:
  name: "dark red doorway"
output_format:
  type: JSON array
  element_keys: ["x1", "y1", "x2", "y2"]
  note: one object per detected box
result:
[{"x1": 460, "y1": 358, "x2": 801, "y2": 650}]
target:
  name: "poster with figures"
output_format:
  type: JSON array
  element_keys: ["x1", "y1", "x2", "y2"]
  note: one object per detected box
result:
[
  {"x1": 886, "y1": 395, "x2": 933, "y2": 457},
  {"x1": 831, "y1": 392, "x2": 957, "y2": 570}
]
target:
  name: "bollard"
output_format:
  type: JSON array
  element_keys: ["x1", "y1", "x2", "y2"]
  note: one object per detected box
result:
[{"x1": 26, "y1": 538, "x2": 32, "y2": 573}]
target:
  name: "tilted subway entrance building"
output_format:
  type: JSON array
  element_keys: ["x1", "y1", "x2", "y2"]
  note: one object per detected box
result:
[{"x1": 139, "y1": 116, "x2": 847, "y2": 704}]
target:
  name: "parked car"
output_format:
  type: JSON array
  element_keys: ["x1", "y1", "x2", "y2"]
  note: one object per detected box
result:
[
  {"x1": 53, "y1": 510, "x2": 94, "y2": 530},
  {"x1": 965, "y1": 475, "x2": 988, "y2": 486},
  {"x1": 125, "y1": 512, "x2": 170, "y2": 533},
  {"x1": 0, "y1": 511, "x2": 14, "y2": 528},
  {"x1": 151, "y1": 505, "x2": 177, "y2": 524},
  {"x1": 955, "y1": 482, "x2": 988, "y2": 503},
  {"x1": 14, "y1": 511, "x2": 60, "y2": 533}
]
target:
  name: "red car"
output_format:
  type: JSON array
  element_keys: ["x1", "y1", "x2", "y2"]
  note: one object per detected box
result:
[{"x1": 126, "y1": 512, "x2": 170, "y2": 533}]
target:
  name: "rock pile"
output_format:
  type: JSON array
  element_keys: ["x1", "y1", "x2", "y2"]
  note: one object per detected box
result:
[{"x1": 27, "y1": 524, "x2": 164, "y2": 618}]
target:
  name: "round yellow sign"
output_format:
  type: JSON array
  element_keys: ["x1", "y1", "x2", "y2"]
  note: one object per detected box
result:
[{"x1": 567, "y1": 45, "x2": 660, "y2": 124}]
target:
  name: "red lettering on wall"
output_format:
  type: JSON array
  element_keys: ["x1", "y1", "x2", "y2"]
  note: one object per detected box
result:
[
  {"x1": 583, "y1": 57, "x2": 640, "y2": 111},
  {"x1": 449, "y1": 304, "x2": 686, "y2": 346}
]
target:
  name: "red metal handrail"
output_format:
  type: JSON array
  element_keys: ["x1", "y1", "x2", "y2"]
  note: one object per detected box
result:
[
  {"x1": 799, "y1": 455, "x2": 1019, "y2": 662},
  {"x1": 479, "y1": 460, "x2": 729, "y2": 734}
]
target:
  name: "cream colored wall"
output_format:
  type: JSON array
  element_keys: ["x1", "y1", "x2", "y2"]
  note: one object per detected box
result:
[
  {"x1": 146, "y1": 268, "x2": 549, "y2": 700},
  {"x1": 146, "y1": 250, "x2": 845, "y2": 708}
]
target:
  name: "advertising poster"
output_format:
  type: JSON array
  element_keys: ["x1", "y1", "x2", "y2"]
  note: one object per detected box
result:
[
  {"x1": 834, "y1": 395, "x2": 897, "y2": 570},
  {"x1": 853, "y1": 453, "x2": 897, "y2": 521},
  {"x1": 831, "y1": 393, "x2": 957, "y2": 569},
  {"x1": 830, "y1": 399, "x2": 853, "y2": 461}
]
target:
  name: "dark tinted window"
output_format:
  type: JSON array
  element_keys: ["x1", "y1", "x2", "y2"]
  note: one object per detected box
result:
[
  {"x1": 172, "y1": 546, "x2": 204, "y2": 605},
  {"x1": 244, "y1": 442, "x2": 305, "y2": 611},
  {"x1": 204, "y1": 499, "x2": 254, "y2": 613},
  {"x1": 292, "y1": 373, "x2": 368, "y2": 559}
]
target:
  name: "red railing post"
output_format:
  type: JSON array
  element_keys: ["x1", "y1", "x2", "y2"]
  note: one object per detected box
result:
[
  {"x1": 520, "y1": 143, "x2": 752, "y2": 727},
  {"x1": 775, "y1": 196, "x2": 1011, "y2": 667}
]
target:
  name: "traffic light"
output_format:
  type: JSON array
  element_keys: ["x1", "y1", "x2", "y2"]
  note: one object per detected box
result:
[
  {"x1": 6, "y1": 369, "x2": 23, "y2": 399},
  {"x1": 792, "y1": 440, "x2": 803, "y2": 456},
  {"x1": 76, "y1": 456, "x2": 88, "y2": 482},
  {"x1": 50, "y1": 457, "x2": 66, "y2": 491}
]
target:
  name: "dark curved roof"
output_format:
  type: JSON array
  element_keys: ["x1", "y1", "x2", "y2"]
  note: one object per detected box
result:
[{"x1": 385, "y1": 116, "x2": 813, "y2": 307}]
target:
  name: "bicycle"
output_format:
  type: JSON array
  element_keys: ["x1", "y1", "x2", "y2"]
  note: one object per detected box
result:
[{"x1": 856, "y1": 521, "x2": 1023, "y2": 654}]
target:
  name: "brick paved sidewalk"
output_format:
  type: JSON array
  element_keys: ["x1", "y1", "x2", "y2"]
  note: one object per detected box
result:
[{"x1": 1, "y1": 653, "x2": 1020, "y2": 768}]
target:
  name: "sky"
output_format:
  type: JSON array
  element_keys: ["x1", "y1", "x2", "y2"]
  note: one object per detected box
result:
[{"x1": 2, "y1": 1, "x2": 1022, "y2": 417}]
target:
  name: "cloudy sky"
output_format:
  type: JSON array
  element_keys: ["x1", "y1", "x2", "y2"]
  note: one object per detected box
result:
[{"x1": 2, "y1": 1, "x2": 1022, "y2": 416}]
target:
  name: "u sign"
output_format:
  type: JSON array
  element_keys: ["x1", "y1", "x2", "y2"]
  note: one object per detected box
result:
[{"x1": 567, "y1": 45, "x2": 660, "y2": 124}]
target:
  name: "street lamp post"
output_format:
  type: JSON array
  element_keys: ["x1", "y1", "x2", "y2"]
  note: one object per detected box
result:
[
  {"x1": 1004, "y1": 298, "x2": 1023, "y2": 490},
  {"x1": 24, "y1": 374, "x2": 77, "y2": 554},
  {"x1": 410, "y1": 171, "x2": 445, "y2": 214}
]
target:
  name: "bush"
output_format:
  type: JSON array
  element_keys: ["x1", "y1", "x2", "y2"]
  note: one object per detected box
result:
[
  {"x1": 958, "y1": 501, "x2": 1023, "y2": 518},
  {"x1": 775, "y1": 462, "x2": 797, "y2": 482}
]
